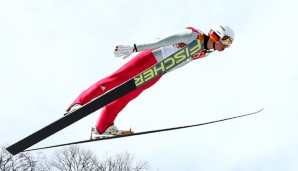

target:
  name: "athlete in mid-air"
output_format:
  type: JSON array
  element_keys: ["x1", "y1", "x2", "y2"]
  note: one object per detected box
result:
[{"x1": 65, "y1": 24, "x2": 235, "y2": 139}]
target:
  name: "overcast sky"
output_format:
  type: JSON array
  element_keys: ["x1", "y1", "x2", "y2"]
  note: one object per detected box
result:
[{"x1": 1, "y1": 0, "x2": 298, "y2": 170}]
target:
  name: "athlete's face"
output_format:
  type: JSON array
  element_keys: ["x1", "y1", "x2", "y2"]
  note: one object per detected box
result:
[{"x1": 215, "y1": 41, "x2": 229, "y2": 52}]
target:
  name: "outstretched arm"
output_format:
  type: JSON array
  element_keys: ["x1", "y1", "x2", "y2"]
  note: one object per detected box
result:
[
  {"x1": 113, "y1": 28, "x2": 197, "y2": 59},
  {"x1": 135, "y1": 29, "x2": 195, "y2": 51}
]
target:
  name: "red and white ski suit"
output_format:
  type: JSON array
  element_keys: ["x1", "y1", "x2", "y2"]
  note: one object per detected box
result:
[{"x1": 67, "y1": 27, "x2": 213, "y2": 133}]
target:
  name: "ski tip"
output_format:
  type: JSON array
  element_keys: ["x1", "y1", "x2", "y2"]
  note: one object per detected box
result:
[
  {"x1": 247, "y1": 108, "x2": 264, "y2": 116},
  {"x1": 258, "y1": 108, "x2": 265, "y2": 113}
]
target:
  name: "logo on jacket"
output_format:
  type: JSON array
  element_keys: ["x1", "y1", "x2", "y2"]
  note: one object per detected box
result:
[{"x1": 134, "y1": 40, "x2": 202, "y2": 87}]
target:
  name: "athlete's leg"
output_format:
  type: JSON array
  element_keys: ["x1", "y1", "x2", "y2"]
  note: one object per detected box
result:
[
  {"x1": 95, "y1": 75, "x2": 162, "y2": 133},
  {"x1": 66, "y1": 50, "x2": 155, "y2": 111}
]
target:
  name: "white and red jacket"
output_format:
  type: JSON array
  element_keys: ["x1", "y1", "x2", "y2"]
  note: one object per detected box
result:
[{"x1": 135, "y1": 27, "x2": 213, "y2": 71}]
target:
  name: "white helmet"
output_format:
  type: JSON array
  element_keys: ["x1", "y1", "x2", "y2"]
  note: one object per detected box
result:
[{"x1": 209, "y1": 24, "x2": 235, "y2": 46}]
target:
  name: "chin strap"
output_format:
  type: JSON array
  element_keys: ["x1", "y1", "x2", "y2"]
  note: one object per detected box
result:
[
  {"x1": 204, "y1": 34, "x2": 217, "y2": 51},
  {"x1": 213, "y1": 42, "x2": 216, "y2": 50}
]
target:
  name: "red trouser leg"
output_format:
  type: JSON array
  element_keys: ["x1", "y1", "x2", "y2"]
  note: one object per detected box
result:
[
  {"x1": 95, "y1": 75, "x2": 161, "y2": 133},
  {"x1": 66, "y1": 50, "x2": 156, "y2": 111},
  {"x1": 67, "y1": 50, "x2": 162, "y2": 133}
]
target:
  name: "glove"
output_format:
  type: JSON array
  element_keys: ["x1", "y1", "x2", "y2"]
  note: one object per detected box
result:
[{"x1": 113, "y1": 44, "x2": 137, "y2": 59}]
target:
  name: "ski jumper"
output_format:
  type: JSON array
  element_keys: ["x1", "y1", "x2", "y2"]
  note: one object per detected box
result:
[{"x1": 67, "y1": 27, "x2": 213, "y2": 133}]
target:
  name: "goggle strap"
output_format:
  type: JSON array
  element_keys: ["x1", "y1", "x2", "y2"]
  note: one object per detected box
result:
[{"x1": 209, "y1": 31, "x2": 220, "y2": 42}]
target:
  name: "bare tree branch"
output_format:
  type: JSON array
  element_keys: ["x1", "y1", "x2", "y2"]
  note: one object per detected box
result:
[
  {"x1": 2, "y1": 144, "x2": 152, "y2": 171},
  {"x1": 98, "y1": 151, "x2": 151, "y2": 171},
  {"x1": 50, "y1": 145, "x2": 100, "y2": 171},
  {"x1": 1, "y1": 145, "x2": 48, "y2": 171}
]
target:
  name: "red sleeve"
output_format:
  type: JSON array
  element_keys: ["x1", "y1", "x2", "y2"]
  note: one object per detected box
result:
[{"x1": 186, "y1": 27, "x2": 199, "y2": 33}]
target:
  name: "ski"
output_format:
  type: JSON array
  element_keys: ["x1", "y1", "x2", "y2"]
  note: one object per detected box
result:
[
  {"x1": 24, "y1": 108, "x2": 263, "y2": 152},
  {"x1": 6, "y1": 39, "x2": 203, "y2": 155}
]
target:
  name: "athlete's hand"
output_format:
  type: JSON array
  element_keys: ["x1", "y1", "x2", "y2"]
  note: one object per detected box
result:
[{"x1": 113, "y1": 44, "x2": 137, "y2": 59}]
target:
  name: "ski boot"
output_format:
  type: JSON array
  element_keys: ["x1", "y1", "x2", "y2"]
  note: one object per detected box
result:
[
  {"x1": 90, "y1": 125, "x2": 134, "y2": 139},
  {"x1": 64, "y1": 104, "x2": 82, "y2": 116}
]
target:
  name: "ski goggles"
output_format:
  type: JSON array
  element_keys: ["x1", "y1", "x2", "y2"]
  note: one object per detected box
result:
[
  {"x1": 209, "y1": 31, "x2": 233, "y2": 46},
  {"x1": 220, "y1": 35, "x2": 233, "y2": 46}
]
